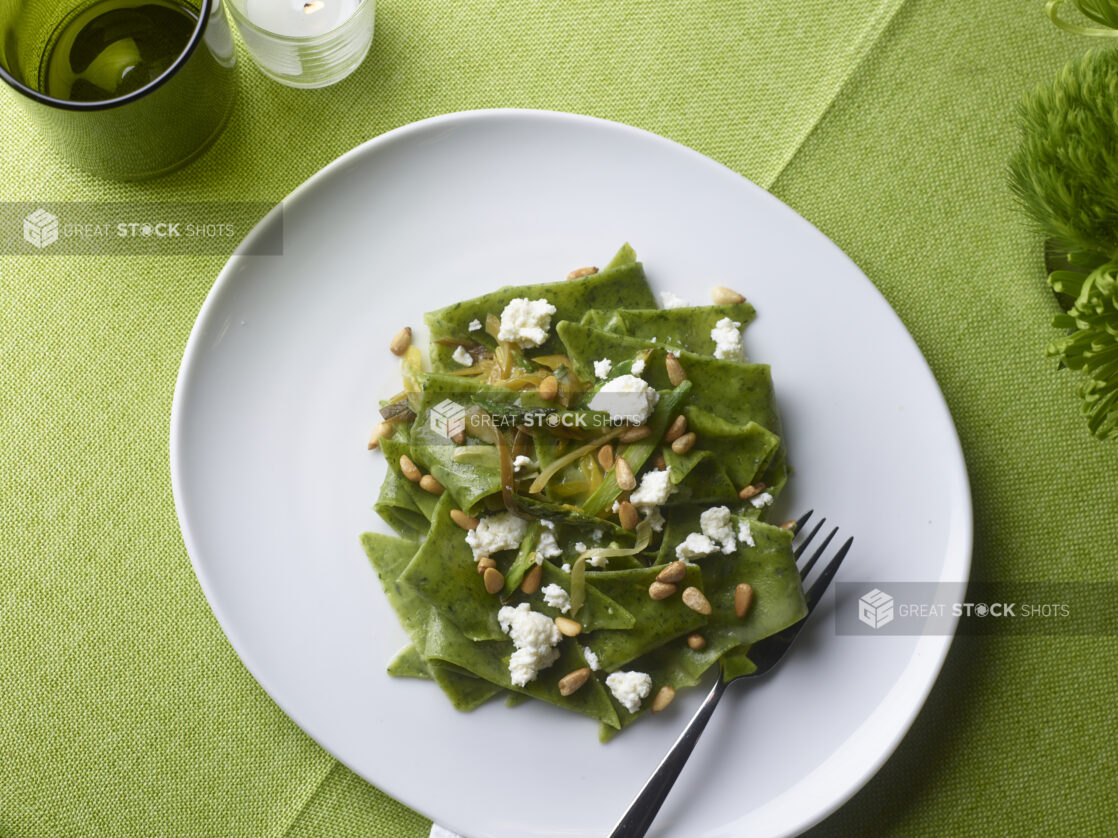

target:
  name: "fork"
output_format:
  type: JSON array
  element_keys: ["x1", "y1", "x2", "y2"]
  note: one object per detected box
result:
[{"x1": 609, "y1": 511, "x2": 853, "y2": 838}]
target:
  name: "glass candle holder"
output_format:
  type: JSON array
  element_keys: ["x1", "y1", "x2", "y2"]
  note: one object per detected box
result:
[
  {"x1": 0, "y1": 0, "x2": 237, "y2": 180},
  {"x1": 227, "y1": 0, "x2": 374, "y2": 89}
]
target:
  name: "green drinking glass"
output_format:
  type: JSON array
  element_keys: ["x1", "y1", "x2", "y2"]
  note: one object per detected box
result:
[{"x1": 0, "y1": 0, "x2": 237, "y2": 180}]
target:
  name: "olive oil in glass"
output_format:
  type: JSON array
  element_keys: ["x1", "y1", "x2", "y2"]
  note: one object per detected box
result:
[{"x1": 40, "y1": 0, "x2": 198, "y2": 102}]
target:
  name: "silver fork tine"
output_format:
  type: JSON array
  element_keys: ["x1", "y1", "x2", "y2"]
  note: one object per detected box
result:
[
  {"x1": 799, "y1": 525, "x2": 837, "y2": 579},
  {"x1": 794, "y1": 517, "x2": 826, "y2": 561},
  {"x1": 804, "y1": 536, "x2": 854, "y2": 610}
]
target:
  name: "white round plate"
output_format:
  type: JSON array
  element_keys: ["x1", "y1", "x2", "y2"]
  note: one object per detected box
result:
[{"x1": 170, "y1": 110, "x2": 972, "y2": 838}]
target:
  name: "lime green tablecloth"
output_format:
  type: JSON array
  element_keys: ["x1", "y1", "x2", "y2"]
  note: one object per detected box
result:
[{"x1": 2, "y1": 0, "x2": 1115, "y2": 835}]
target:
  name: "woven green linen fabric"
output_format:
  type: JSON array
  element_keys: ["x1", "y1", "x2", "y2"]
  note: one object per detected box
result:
[{"x1": 0, "y1": 1, "x2": 1114, "y2": 837}]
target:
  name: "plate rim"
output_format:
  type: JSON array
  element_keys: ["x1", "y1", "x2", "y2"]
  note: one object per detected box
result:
[{"x1": 169, "y1": 107, "x2": 974, "y2": 837}]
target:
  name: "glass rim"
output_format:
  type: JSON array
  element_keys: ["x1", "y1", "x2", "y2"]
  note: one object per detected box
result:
[{"x1": 0, "y1": 0, "x2": 217, "y2": 112}]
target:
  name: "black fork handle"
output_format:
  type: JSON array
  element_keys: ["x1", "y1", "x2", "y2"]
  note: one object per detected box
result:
[{"x1": 609, "y1": 676, "x2": 730, "y2": 838}]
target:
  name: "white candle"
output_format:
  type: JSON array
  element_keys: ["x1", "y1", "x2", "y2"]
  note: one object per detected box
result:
[{"x1": 243, "y1": 0, "x2": 364, "y2": 37}]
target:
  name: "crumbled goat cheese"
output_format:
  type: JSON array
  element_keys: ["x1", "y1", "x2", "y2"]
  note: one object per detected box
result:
[
  {"x1": 611, "y1": 499, "x2": 621, "y2": 513},
  {"x1": 642, "y1": 506, "x2": 666, "y2": 533},
  {"x1": 498, "y1": 603, "x2": 562, "y2": 686},
  {"x1": 676, "y1": 532, "x2": 717, "y2": 562},
  {"x1": 541, "y1": 583, "x2": 571, "y2": 613},
  {"x1": 738, "y1": 519, "x2": 755, "y2": 548},
  {"x1": 451, "y1": 345, "x2": 474, "y2": 367},
  {"x1": 660, "y1": 291, "x2": 690, "y2": 309},
  {"x1": 631, "y1": 358, "x2": 646, "y2": 375},
  {"x1": 630, "y1": 469, "x2": 674, "y2": 507},
  {"x1": 711, "y1": 317, "x2": 745, "y2": 361},
  {"x1": 593, "y1": 358, "x2": 613, "y2": 379},
  {"x1": 573, "y1": 541, "x2": 587, "y2": 553},
  {"x1": 497, "y1": 298, "x2": 557, "y2": 348},
  {"x1": 465, "y1": 512, "x2": 528, "y2": 560},
  {"x1": 582, "y1": 646, "x2": 601, "y2": 671},
  {"x1": 750, "y1": 491, "x2": 774, "y2": 509},
  {"x1": 468, "y1": 318, "x2": 483, "y2": 331},
  {"x1": 589, "y1": 374, "x2": 660, "y2": 424},
  {"x1": 587, "y1": 554, "x2": 610, "y2": 568},
  {"x1": 700, "y1": 505, "x2": 736, "y2": 554},
  {"x1": 536, "y1": 524, "x2": 562, "y2": 562},
  {"x1": 561, "y1": 562, "x2": 572, "y2": 573},
  {"x1": 512, "y1": 454, "x2": 532, "y2": 472},
  {"x1": 606, "y1": 670, "x2": 652, "y2": 713}
]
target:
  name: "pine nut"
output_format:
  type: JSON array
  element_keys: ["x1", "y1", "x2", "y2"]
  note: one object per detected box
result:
[
  {"x1": 652, "y1": 452, "x2": 667, "y2": 471},
  {"x1": 450, "y1": 509, "x2": 479, "y2": 530},
  {"x1": 558, "y1": 667, "x2": 591, "y2": 696},
  {"x1": 389, "y1": 327, "x2": 412, "y2": 356},
  {"x1": 711, "y1": 285, "x2": 746, "y2": 305},
  {"x1": 555, "y1": 616, "x2": 582, "y2": 637},
  {"x1": 619, "y1": 425, "x2": 652, "y2": 443},
  {"x1": 521, "y1": 564, "x2": 543, "y2": 595},
  {"x1": 651, "y1": 685, "x2": 675, "y2": 713},
  {"x1": 670, "y1": 432, "x2": 696, "y2": 455},
  {"x1": 663, "y1": 414, "x2": 688, "y2": 443},
  {"x1": 735, "y1": 583, "x2": 754, "y2": 618},
  {"x1": 477, "y1": 556, "x2": 496, "y2": 574},
  {"x1": 483, "y1": 567, "x2": 505, "y2": 594},
  {"x1": 665, "y1": 353, "x2": 687, "y2": 386},
  {"x1": 539, "y1": 375, "x2": 559, "y2": 401},
  {"x1": 566, "y1": 266, "x2": 599, "y2": 280},
  {"x1": 451, "y1": 431, "x2": 466, "y2": 445},
  {"x1": 649, "y1": 580, "x2": 677, "y2": 600},
  {"x1": 399, "y1": 455, "x2": 422, "y2": 482},
  {"x1": 597, "y1": 444, "x2": 615, "y2": 471},
  {"x1": 656, "y1": 560, "x2": 687, "y2": 584},
  {"x1": 368, "y1": 420, "x2": 395, "y2": 450},
  {"x1": 686, "y1": 633, "x2": 706, "y2": 650},
  {"x1": 738, "y1": 482, "x2": 766, "y2": 500},
  {"x1": 615, "y1": 456, "x2": 636, "y2": 491},
  {"x1": 618, "y1": 501, "x2": 638, "y2": 530},
  {"x1": 780, "y1": 519, "x2": 796, "y2": 531},
  {"x1": 419, "y1": 474, "x2": 444, "y2": 495},
  {"x1": 681, "y1": 586, "x2": 712, "y2": 615}
]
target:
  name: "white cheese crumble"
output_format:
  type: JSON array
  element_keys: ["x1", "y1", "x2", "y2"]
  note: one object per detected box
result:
[
  {"x1": 631, "y1": 358, "x2": 646, "y2": 375},
  {"x1": 750, "y1": 491, "x2": 774, "y2": 509},
  {"x1": 451, "y1": 345, "x2": 474, "y2": 367},
  {"x1": 582, "y1": 646, "x2": 600, "y2": 671},
  {"x1": 467, "y1": 318, "x2": 483, "y2": 331},
  {"x1": 573, "y1": 541, "x2": 587, "y2": 553},
  {"x1": 629, "y1": 469, "x2": 675, "y2": 507},
  {"x1": 498, "y1": 603, "x2": 562, "y2": 687},
  {"x1": 660, "y1": 291, "x2": 690, "y2": 309},
  {"x1": 541, "y1": 583, "x2": 571, "y2": 614},
  {"x1": 512, "y1": 455, "x2": 532, "y2": 472},
  {"x1": 589, "y1": 374, "x2": 660, "y2": 424},
  {"x1": 465, "y1": 512, "x2": 528, "y2": 560},
  {"x1": 536, "y1": 521, "x2": 562, "y2": 562},
  {"x1": 676, "y1": 532, "x2": 717, "y2": 562},
  {"x1": 642, "y1": 506, "x2": 666, "y2": 533},
  {"x1": 700, "y1": 505, "x2": 736, "y2": 554},
  {"x1": 587, "y1": 555, "x2": 610, "y2": 568},
  {"x1": 738, "y1": 519, "x2": 755, "y2": 548},
  {"x1": 497, "y1": 298, "x2": 557, "y2": 348},
  {"x1": 561, "y1": 562, "x2": 572, "y2": 573},
  {"x1": 611, "y1": 500, "x2": 621, "y2": 513},
  {"x1": 606, "y1": 670, "x2": 652, "y2": 713},
  {"x1": 593, "y1": 358, "x2": 613, "y2": 379},
  {"x1": 711, "y1": 317, "x2": 745, "y2": 361}
]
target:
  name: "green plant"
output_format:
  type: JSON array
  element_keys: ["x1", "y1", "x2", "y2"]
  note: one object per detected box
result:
[
  {"x1": 1048, "y1": 0, "x2": 1118, "y2": 36},
  {"x1": 1009, "y1": 48, "x2": 1118, "y2": 440}
]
